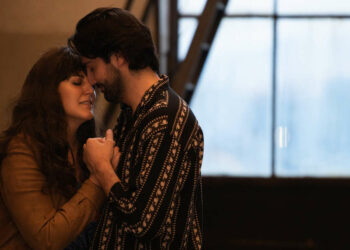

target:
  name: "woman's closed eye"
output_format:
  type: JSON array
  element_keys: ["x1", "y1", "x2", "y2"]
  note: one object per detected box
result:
[
  {"x1": 69, "y1": 76, "x2": 83, "y2": 86},
  {"x1": 73, "y1": 81, "x2": 82, "y2": 86}
]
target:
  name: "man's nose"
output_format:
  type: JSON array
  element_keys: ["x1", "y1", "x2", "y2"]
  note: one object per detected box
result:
[{"x1": 87, "y1": 72, "x2": 96, "y2": 86}]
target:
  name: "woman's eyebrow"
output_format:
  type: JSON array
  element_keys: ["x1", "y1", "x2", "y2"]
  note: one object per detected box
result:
[{"x1": 70, "y1": 74, "x2": 83, "y2": 80}]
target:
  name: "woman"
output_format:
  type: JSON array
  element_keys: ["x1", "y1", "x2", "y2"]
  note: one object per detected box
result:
[{"x1": 0, "y1": 47, "x2": 115, "y2": 249}]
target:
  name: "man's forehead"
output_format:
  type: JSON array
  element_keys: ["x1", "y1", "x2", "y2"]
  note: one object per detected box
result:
[{"x1": 81, "y1": 57, "x2": 93, "y2": 65}]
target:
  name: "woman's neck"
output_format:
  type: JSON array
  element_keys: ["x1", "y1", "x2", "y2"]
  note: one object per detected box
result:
[
  {"x1": 67, "y1": 123, "x2": 79, "y2": 163},
  {"x1": 66, "y1": 122, "x2": 85, "y2": 182},
  {"x1": 66, "y1": 120, "x2": 80, "y2": 149}
]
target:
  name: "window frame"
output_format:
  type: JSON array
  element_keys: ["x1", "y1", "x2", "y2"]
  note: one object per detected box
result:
[{"x1": 170, "y1": 0, "x2": 350, "y2": 178}]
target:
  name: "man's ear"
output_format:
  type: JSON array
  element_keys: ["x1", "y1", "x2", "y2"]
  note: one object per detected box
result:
[{"x1": 110, "y1": 53, "x2": 126, "y2": 67}]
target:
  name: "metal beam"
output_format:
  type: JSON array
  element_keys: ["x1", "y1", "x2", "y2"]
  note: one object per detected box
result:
[
  {"x1": 171, "y1": 0, "x2": 228, "y2": 102},
  {"x1": 124, "y1": 0, "x2": 133, "y2": 10},
  {"x1": 141, "y1": 0, "x2": 156, "y2": 23},
  {"x1": 167, "y1": 0, "x2": 179, "y2": 79}
]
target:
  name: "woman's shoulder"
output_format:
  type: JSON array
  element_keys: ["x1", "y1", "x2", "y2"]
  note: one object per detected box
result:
[
  {"x1": 6, "y1": 134, "x2": 35, "y2": 155},
  {"x1": 1, "y1": 134, "x2": 41, "y2": 181}
]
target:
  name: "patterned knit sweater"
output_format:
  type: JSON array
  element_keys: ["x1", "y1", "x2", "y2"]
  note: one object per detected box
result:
[{"x1": 91, "y1": 75, "x2": 204, "y2": 250}]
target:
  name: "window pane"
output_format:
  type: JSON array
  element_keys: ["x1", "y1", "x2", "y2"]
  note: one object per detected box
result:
[
  {"x1": 278, "y1": 0, "x2": 350, "y2": 14},
  {"x1": 178, "y1": 0, "x2": 207, "y2": 15},
  {"x1": 189, "y1": 18, "x2": 273, "y2": 176},
  {"x1": 178, "y1": 18, "x2": 198, "y2": 61},
  {"x1": 226, "y1": 0, "x2": 273, "y2": 14},
  {"x1": 276, "y1": 20, "x2": 350, "y2": 176}
]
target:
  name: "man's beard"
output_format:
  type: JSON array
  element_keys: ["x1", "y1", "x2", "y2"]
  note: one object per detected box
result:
[{"x1": 103, "y1": 65, "x2": 123, "y2": 103}]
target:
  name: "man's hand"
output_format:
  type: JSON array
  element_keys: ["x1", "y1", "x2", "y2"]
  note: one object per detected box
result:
[
  {"x1": 111, "y1": 146, "x2": 121, "y2": 171},
  {"x1": 84, "y1": 129, "x2": 121, "y2": 194},
  {"x1": 83, "y1": 129, "x2": 115, "y2": 173}
]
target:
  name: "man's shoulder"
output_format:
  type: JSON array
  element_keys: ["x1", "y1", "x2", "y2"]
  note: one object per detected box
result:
[
  {"x1": 141, "y1": 88, "x2": 192, "y2": 126},
  {"x1": 141, "y1": 89, "x2": 170, "y2": 120},
  {"x1": 135, "y1": 87, "x2": 200, "y2": 138}
]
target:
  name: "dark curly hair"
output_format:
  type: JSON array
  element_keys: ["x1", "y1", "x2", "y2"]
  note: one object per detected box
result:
[
  {"x1": 0, "y1": 47, "x2": 95, "y2": 198},
  {"x1": 68, "y1": 7, "x2": 159, "y2": 73}
]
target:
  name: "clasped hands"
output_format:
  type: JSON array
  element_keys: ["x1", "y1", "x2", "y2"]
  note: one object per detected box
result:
[{"x1": 83, "y1": 129, "x2": 121, "y2": 195}]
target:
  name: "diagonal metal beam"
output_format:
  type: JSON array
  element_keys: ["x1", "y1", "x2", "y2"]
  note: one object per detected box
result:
[
  {"x1": 167, "y1": 0, "x2": 179, "y2": 80},
  {"x1": 124, "y1": 0, "x2": 134, "y2": 10},
  {"x1": 141, "y1": 0, "x2": 157, "y2": 23},
  {"x1": 171, "y1": 0, "x2": 228, "y2": 102}
]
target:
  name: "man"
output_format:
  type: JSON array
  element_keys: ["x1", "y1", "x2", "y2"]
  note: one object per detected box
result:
[{"x1": 68, "y1": 7, "x2": 204, "y2": 249}]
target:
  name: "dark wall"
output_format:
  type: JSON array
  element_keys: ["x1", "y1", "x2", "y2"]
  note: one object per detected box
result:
[{"x1": 203, "y1": 177, "x2": 350, "y2": 250}]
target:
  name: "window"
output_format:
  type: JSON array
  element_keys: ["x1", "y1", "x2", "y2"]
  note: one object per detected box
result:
[{"x1": 177, "y1": 0, "x2": 350, "y2": 177}]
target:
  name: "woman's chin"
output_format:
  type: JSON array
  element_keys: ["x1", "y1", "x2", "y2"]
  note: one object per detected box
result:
[
  {"x1": 85, "y1": 114, "x2": 94, "y2": 121},
  {"x1": 77, "y1": 114, "x2": 94, "y2": 125}
]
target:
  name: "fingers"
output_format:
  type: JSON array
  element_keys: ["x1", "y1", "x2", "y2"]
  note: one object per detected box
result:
[
  {"x1": 113, "y1": 147, "x2": 121, "y2": 160},
  {"x1": 105, "y1": 129, "x2": 114, "y2": 142},
  {"x1": 98, "y1": 137, "x2": 105, "y2": 143},
  {"x1": 86, "y1": 129, "x2": 114, "y2": 143},
  {"x1": 114, "y1": 146, "x2": 120, "y2": 156},
  {"x1": 111, "y1": 146, "x2": 121, "y2": 170}
]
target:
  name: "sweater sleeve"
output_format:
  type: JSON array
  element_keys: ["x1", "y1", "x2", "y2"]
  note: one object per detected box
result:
[{"x1": 0, "y1": 139, "x2": 105, "y2": 250}]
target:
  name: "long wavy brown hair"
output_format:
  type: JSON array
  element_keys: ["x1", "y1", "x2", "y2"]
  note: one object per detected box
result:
[{"x1": 0, "y1": 47, "x2": 95, "y2": 198}]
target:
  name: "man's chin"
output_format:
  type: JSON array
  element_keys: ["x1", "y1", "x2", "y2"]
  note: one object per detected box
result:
[
  {"x1": 95, "y1": 84, "x2": 105, "y2": 93},
  {"x1": 99, "y1": 86, "x2": 105, "y2": 93},
  {"x1": 104, "y1": 93, "x2": 120, "y2": 103}
]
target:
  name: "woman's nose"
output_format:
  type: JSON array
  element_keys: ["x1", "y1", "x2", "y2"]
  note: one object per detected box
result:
[{"x1": 83, "y1": 79, "x2": 94, "y2": 94}]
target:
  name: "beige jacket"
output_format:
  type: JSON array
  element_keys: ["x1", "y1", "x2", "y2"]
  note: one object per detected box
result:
[{"x1": 0, "y1": 136, "x2": 105, "y2": 249}]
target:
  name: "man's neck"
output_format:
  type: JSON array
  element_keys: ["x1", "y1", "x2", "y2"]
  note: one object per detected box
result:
[{"x1": 123, "y1": 68, "x2": 160, "y2": 114}]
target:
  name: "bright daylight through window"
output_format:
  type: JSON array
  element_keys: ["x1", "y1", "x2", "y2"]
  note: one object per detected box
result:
[{"x1": 177, "y1": 0, "x2": 350, "y2": 177}]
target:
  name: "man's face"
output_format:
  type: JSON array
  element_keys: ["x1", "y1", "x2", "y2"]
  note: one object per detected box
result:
[{"x1": 82, "y1": 56, "x2": 123, "y2": 103}]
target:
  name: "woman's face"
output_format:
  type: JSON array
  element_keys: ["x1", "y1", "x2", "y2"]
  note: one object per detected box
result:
[{"x1": 58, "y1": 73, "x2": 95, "y2": 128}]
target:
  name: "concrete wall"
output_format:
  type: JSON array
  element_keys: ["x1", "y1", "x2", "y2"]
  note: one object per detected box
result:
[{"x1": 0, "y1": 0, "x2": 158, "y2": 131}]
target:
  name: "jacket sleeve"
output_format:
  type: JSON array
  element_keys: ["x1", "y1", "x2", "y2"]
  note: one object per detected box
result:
[{"x1": 0, "y1": 139, "x2": 105, "y2": 250}]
